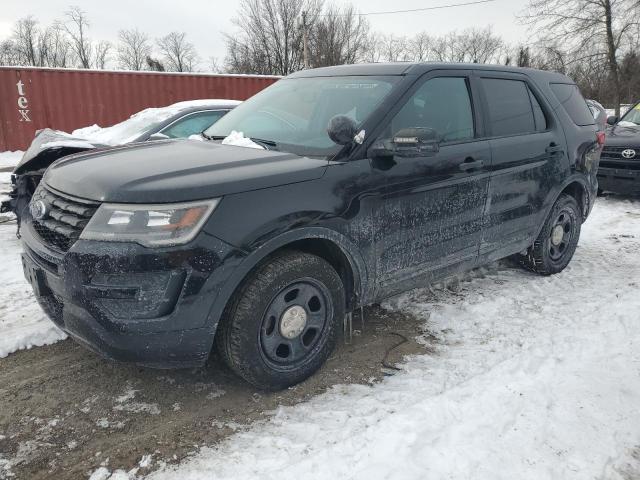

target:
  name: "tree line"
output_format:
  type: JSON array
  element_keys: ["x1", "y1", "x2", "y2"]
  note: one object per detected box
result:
[
  {"x1": 0, "y1": 6, "x2": 200, "y2": 72},
  {"x1": 1, "y1": 1, "x2": 639, "y2": 114}
]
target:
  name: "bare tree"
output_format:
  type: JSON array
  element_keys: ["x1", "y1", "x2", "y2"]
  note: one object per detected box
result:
[
  {"x1": 376, "y1": 34, "x2": 411, "y2": 62},
  {"x1": 0, "y1": 40, "x2": 20, "y2": 66},
  {"x1": 209, "y1": 56, "x2": 222, "y2": 73},
  {"x1": 308, "y1": 4, "x2": 370, "y2": 67},
  {"x1": 8, "y1": 16, "x2": 74, "y2": 67},
  {"x1": 523, "y1": 0, "x2": 640, "y2": 116},
  {"x1": 156, "y1": 32, "x2": 198, "y2": 72},
  {"x1": 12, "y1": 17, "x2": 43, "y2": 66},
  {"x1": 46, "y1": 22, "x2": 73, "y2": 67},
  {"x1": 225, "y1": 0, "x2": 323, "y2": 75},
  {"x1": 410, "y1": 32, "x2": 432, "y2": 61},
  {"x1": 94, "y1": 40, "x2": 111, "y2": 69},
  {"x1": 431, "y1": 32, "x2": 465, "y2": 62},
  {"x1": 117, "y1": 29, "x2": 151, "y2": 70},
  {"x1": 146, "y1": 56, "x2": 165, "y2": 71},
  {"x1": 457, "y1": 27, "x2": 504, "y2": 63},
  {"x1": 64, "y1": 6, "x2": 93, "y2": 68}
]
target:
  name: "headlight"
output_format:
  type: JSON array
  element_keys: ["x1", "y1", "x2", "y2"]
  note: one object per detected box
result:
[{"x1": 80, "y1": 198, "x2": 220, "y2": 247}]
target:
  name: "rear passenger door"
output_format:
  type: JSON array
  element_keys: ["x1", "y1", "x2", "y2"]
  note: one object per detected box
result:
[{"x1": 477, "y1": 72, "x2": 565, "y2": 262}]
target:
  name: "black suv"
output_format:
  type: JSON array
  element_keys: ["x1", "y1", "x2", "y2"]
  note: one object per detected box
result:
[
  {"x1": 20, "y1": 63, "x2": 601, "y2": 389},
  {"x1": 599, "y1": 102, "x2": 640, "y2": 195}
]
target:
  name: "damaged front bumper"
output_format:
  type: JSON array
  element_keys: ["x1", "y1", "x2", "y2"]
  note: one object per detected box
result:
[{"x1": 20, "y1": 217, "x2": 243, "y2": 368}]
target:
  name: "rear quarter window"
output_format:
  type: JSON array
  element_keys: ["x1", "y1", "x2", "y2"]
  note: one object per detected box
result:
[{"x1": 550, "y1": 83, "x2": 594, "y2": 126}]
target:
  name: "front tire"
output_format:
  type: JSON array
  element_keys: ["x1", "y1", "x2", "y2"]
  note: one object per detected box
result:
[
  {"x1": 518, "y1": 193, "x2": 582, "y2": 275},
  {"x1": 215, "y1": 251, "x2": 345, "y2": 390}
]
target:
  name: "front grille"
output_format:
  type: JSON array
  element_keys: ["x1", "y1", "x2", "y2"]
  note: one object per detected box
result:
[
  {"x1": 600, "y1": 146, "x2": 640, "y2": 170},
  {"x1": 30, "y1": 186, "x2": 99, "y2": 252}
]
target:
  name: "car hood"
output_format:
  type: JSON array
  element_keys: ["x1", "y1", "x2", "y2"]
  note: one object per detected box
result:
[
  {"x1": 605, "y1": 124, "x2": 640, "y2": 148},
  {"x1": 14, "y1": 128, "x2": 108, "y2": 175},
  {"x1": 43, "y1": 139, "x2": 328, "y2": 203}
]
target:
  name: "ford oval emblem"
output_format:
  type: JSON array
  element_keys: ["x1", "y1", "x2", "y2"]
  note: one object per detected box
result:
[
  {"x1": 29, "y1": 200, "x2": 48, "y2": 220},
  {"x1": 621, "y1": 149, "x2": 636, "y2": 159}
]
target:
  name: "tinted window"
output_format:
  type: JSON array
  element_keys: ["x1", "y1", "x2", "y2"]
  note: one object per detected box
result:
[
  {"x1": 482, "y1": 78, "x2": 535, "y2": 136},
  {"x1": 528, "y1": 88, "x2": 547, "y2": 131},
  {"x1": 162, "y1": 111, "x2": 227, "y2": 138},
  {"x1": 390, "y1": 77, "x2": 474, "y2": 142},
  {"x1": 550, "y1": 83, "x2": 594, "y2": 126}
]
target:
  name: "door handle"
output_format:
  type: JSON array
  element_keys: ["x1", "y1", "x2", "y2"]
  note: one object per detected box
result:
[
  {"x1": 459, "y1": 157, "x2": 484, "y2": 171},
  {"x1": 545, "y1": 143, "x2": 563, "y2": 154}
]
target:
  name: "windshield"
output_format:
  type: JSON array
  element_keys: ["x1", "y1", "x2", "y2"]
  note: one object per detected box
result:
[
  {"x1": 205, "y1": 76, "x2": 400, "y2": 157},
  {"x1": 619, "y1": 103, "x2": 640, "y2": 126}
]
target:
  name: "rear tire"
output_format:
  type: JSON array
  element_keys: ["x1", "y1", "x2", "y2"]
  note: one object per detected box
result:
[
  {"x1": 517, "y1": 193, "x2": 582, "y2": 275},
  {"x1": 215, "y1": 250, "x2": 344, "y2": 390}
]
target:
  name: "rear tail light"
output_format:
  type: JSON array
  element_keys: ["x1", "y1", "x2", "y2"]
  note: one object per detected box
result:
[{"x1": 596, "y1": 131, "x2": 606, "y2": 146}]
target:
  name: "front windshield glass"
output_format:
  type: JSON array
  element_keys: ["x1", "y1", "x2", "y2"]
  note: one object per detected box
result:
[
  {"x1": 205, "y1": 76, "x2": 400, "y2": 157},
  {"x1": 620, "y1": 104, "x2": 640, "y2": 126}
]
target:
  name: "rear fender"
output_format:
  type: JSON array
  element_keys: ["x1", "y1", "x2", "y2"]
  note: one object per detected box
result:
[{"x1": 533, "y1": 174, "x2": 592, "y2": 240}]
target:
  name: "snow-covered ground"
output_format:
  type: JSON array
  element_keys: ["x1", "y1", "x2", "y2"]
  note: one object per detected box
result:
[
  {"x1": 0, "y1": 158, "x2": 66, "y2": 357},
  {"x1": 139, "y1": 197, "x2": 639, "y2": 480},
  {"x1": 605, "y1": 104, "x2": 633, "y2": 118},
  {"x1": 0, "y1": 221, "x2": 67, "y2": 358},
  {"x1": 0, "y1": 151, "x2": 23, "y2": 170}
]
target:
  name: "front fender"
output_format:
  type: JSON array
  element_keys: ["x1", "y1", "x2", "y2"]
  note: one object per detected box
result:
[{"x1": 204, "y1": 226, "x2": 370, "y2": 338}]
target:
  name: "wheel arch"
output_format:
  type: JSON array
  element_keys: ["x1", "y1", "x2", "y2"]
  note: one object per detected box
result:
[
  {"x1": 534, "y1": 175, "x2": 591, "y2": 240},
  {"x1": 205, "y1": 227, "x2": 369, "y2": 339}
]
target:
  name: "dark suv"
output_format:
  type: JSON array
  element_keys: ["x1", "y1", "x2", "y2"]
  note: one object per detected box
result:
[
  {"x1": 599, "y1": 102, "x2": 640, "y2": 195},
  {"x1": 20, "y1": 63, "x2": 602, "y2": 389}
]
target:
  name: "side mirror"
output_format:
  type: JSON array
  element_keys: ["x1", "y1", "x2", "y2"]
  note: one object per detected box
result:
[
  {"x1": 148, "y1": 132, "x2": 170, "y2": 140},
  {"x1": 606, "y1": 115, "x2": 618, "y2": 126},
  {"x1": 370, "y1": 127, "x2": 440, "y2": 159},
  {"x1": 327, "y1": 115, "x2": 358, "y2": 145}
]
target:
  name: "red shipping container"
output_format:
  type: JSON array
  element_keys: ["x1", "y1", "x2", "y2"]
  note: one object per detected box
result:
[{"x1": 0, "y1": 67, "x2": 279, "y2": 152}]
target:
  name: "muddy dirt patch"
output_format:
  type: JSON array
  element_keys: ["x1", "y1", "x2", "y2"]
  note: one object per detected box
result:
[{"x1": 0, "y1": 305, "x2": 434, "y2": 479}]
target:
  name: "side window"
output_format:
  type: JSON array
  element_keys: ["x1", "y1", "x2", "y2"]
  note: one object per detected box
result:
[
  {"x1": 161, "y1": 111, "x2": 227, "y2": 138},
  {"x1": 528, "y1": 88, "x2": 547, "y2": 132},
  {"x1": 549, "y1": 83, "x2": 594, "y2": 126},
  {"x1": 481, "y1": 78, "x2": 536, "y2": 136},
  {"x1": 390, "y1": 77, "x2": 474, "y2": 143}
]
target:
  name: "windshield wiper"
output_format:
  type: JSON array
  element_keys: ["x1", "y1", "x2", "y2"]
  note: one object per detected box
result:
[
  {"x1": 250, "y1": 137, "x2": 278, "y2": 150},
  {"x1": 201, "y1": 131, "x2": 213, "y2": 140},
  {"x1": 203, "y1": 135, "x2": 278, "y2": 150}
]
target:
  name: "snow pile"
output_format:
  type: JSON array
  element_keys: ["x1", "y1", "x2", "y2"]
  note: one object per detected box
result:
[
  {"x1": 221, "y1": 131, "x2": 265, "y2": 149},
  {"x1": 0, "y1": 166, "x2": 66, "y2": 357},
  {"x1": 40, "y1": 139, "x2": 97, "y2": 150},
  {"x1": 0, "y1": 151, "x2": 24, "y2": 169},
  {"x1": 148, "y1": 197, "x2": 640, "y2": 480},
  {"x1": 605, "y1": 104, "x2": 633, "y2": 118},
  {"x1": 0, "y1": 221, "x2": 67, "y2": 358},
  {"x1": 72, "y1": 99, "x2": 241, "y2": 146}
]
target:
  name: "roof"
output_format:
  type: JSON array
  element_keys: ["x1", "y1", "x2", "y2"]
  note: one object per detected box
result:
[{"x1": 289, "y1": 62, "x2": 572, "y2": 83}]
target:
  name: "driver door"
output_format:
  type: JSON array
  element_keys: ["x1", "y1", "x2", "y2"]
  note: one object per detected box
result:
[{"x1": 369, "y1": 72, "x2": 491, "y2": 298}]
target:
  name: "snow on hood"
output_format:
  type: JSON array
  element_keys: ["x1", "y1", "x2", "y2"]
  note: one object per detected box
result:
[
  {"x1": 40, "y1": 139, "x2": 97, "y2": 150},
  {"x1": 71, "y1": 99, "x2": 241, "y2": 146},
  {"x1": 221, "y1": 131, "x2": 265, "y2": 150}
]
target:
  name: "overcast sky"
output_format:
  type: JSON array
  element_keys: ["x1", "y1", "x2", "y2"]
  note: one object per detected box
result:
[{"x1": 0, "y1": 0, "x2": 531, "y2": 69}]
